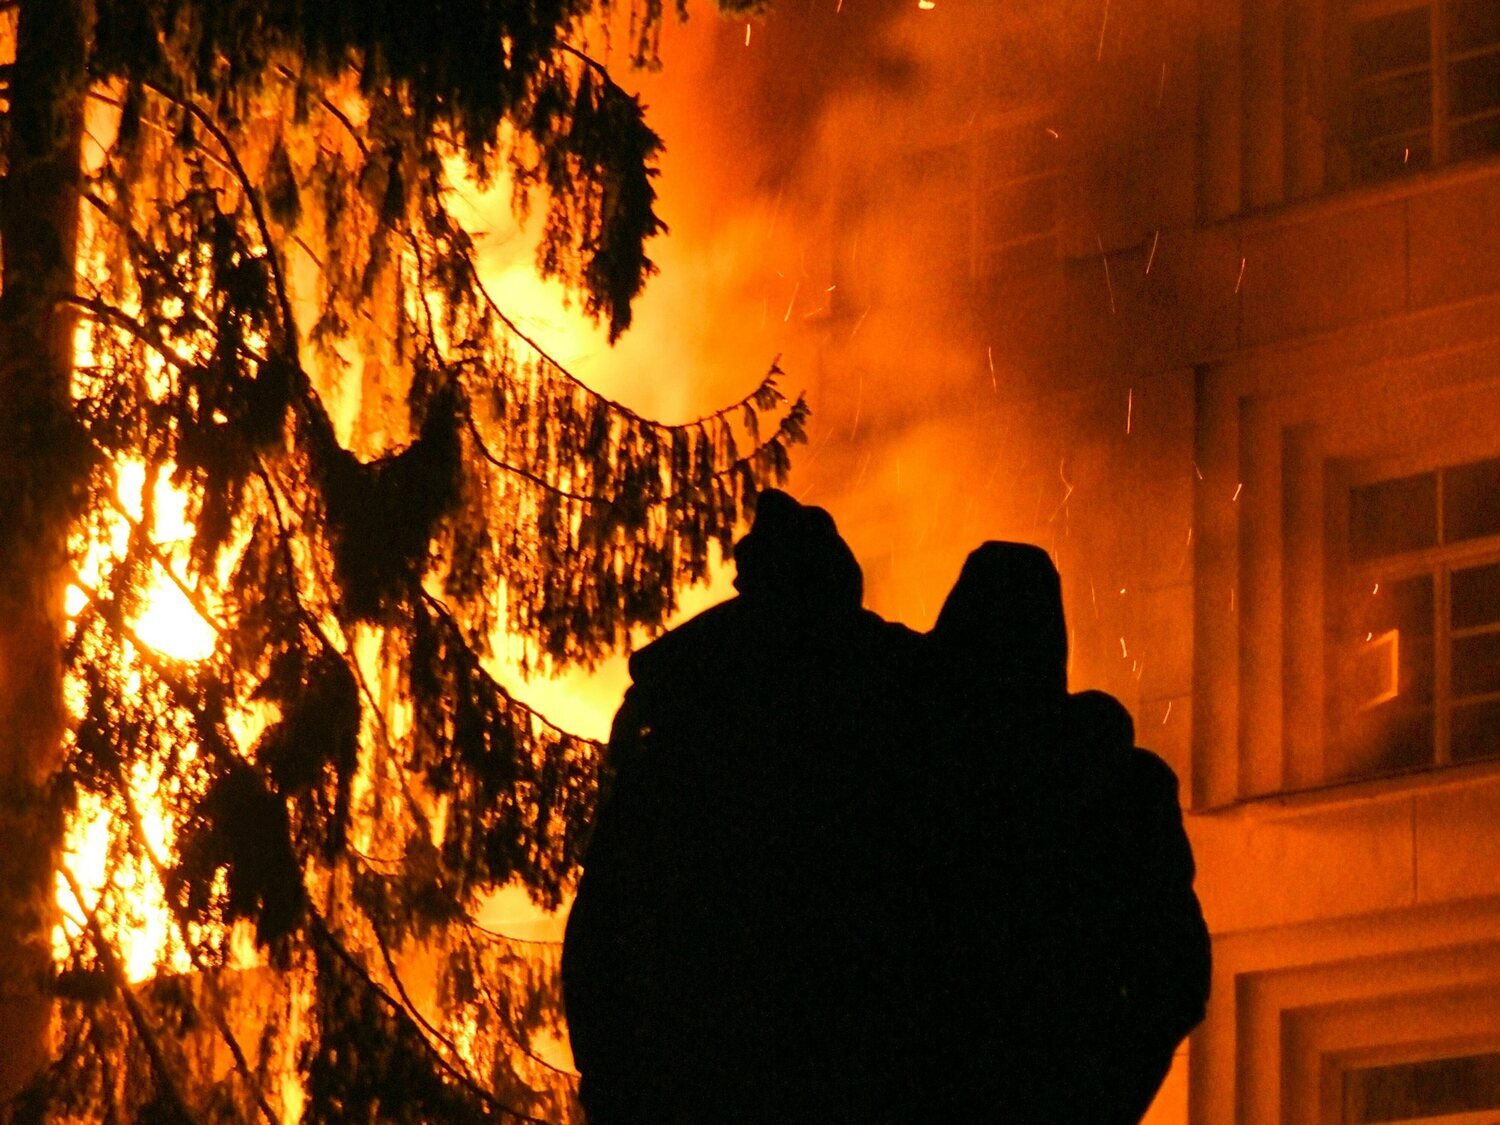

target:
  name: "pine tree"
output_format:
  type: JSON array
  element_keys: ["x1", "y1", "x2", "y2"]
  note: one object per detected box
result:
[{"x1": 0, "y1": 1, "x2": 799, "y2": 1120}]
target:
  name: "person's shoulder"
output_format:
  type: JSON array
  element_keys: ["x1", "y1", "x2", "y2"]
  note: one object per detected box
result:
[
  {"x1": 864, "y1": 610, "x2": 922, "y2": 644},
  {"x1": 626, "y1": 598, "x2": 746, "y2": 685},
  {"x1": 1121, "y1": 746, "x2": 1185, "y2": 805}
]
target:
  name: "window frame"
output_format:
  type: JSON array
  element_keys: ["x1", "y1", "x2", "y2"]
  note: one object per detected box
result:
[
  {"x1": 1324, "y1": 455, "x2": 1500, "y2": 784},
  {"x1": 969, "y1": 108, "x2": 1061, "y2": 281},
  {"x1": 1331, "y1": 1038, "x2": 1500, "y2": 1124},
  {"x1": 1335, "y1": 0, "x2": 1500, "y2": 185}
]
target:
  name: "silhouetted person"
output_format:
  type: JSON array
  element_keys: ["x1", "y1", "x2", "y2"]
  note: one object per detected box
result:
[
  {"x1": 562, "y1": 491, "x2": 920, "y2": 1124},
  {"x1": 919, "y1": 542, "x2": 1210, "y2": 1123}
]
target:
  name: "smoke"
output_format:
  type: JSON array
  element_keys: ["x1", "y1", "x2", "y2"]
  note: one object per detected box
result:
[{"x1": 468, "y1": 0, "x2": 1194, "y2": 729}]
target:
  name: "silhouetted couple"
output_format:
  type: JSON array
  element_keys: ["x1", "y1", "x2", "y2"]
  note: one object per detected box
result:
[{"x1": 562, "y1": 491, "x2": 1210, "y2": 1123}]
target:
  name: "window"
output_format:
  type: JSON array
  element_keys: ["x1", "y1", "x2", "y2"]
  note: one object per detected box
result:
[
  {"x1": 1345, "y1": 0, "x2": 1500, "y2": 184},
  {"x1": 973, "y1": 116, "x2": 1059, "y2": 278},
  {"x1": 1343, "y1": 1049, "x2": 1500, "y2": 1122},
  {"x1": 1328, "y1": 455, "x2": 1500, "y2": 782}
]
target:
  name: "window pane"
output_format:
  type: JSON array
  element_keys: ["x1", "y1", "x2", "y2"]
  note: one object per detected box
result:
[
  {"x1": 1453, "y1": 560, "x2": 1500, "y2": 630},
  {"x1": 1452, "y1": 698, "x2": 1500, "y2": 763},
  {"x1": 1445, "y1": 456, "x2": 1500, "y2": 543},
  {"x1": 1350, "y1": 472, "x2": 1438, "y2": 560},
  {"x1": 1346, "y1": 574, "x2": 1435, "y2": 702},
  {"x1": 1332, "y1": 573, "x2": 1436, "y2": 781},
  {"x1": 1453, "y1": 631, "x2": 1500, "y2": 697},
  {"x1": 1352, "y1": 8, "x2": 1432, "y2": 82},
  {"x1": 1449, "y1": 51, "x2": 1500, "y2": 118},
  {"x1": 1353, "y1": 132, "x2": 1434, "y2": 181},
  {"x1": 980, "y1": 123, "x2": 1057, "y2": 183},
  {"x1": 980, "y1": 177, "x2": 1057, "y2": 247},
  {"x1": 1333, "y1": 708, "x2": 1434, "y2": 779},
  {"x1": 1344, "y1": 1050, "x2": 1500, "y2": 1123},
  {"x1": 1450, "y1": 112, "x2": 1500, "y2": 162},
  {"x1": 1450, "y1": 0, "x2": 1500, "y2": 56},
  {"x1": 1352, "y1": 71, "x2": 1434, "y2": 143}
]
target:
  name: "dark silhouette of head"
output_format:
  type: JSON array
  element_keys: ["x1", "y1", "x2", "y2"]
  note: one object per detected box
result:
[
  {"x1": 733, "y1": 489, "x2": 863, "y2": 612},
  {"x1": 1069, "y1": 688, "x2": 1135, "y2": 750},
  {"x1": 931, "y1": 541, "x2": 1068, "y2": 698}
]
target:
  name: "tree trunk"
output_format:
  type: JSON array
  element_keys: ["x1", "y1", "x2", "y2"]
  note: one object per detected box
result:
[{"x1": 0, "y1": 0, "x2": 91, "y2": 1104}]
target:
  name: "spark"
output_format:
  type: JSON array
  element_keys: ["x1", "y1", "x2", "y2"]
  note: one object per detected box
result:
[
  {"x1": 1049, "y1": 457, "x2": 1076, "y2": 526},
  {"x1": 1046, "y1": 127, "x2": 1061, "y2": 140},
  {"x1": 783, "y1": 281, "x2": 800, "y2": 322},
  {"x1": 1194, "y1": 462, "x2": 1204, "y2": 481},
  {"x1": 1162, "y1": 700, "x2": 1174, "y2": 724},
  {"x1": 1126, "y1": 386, "x2": 1133, "y2": 433},
  {"x1": 1178, "y1": 526, "x2": 1193, "y2": 575},
  {"x1": 1232, "y1": 481, "x2": 1243, "y2": 502},
  {"x1": 1373, "y1": 582, "x2": 1380, "y2": 595},
  {"x1": 1097, "y1": 0, "x2": 1111, "y2": 59},
  {"x1": 1119, "y1": 636, "x2": 1128, "y2": 659},
  {"x1": 745, "y1": 23, "x2": 752, "y2": 45},
  {"x1": 1098, "y1": 234, "x2": 1117, "y2": 314},
  {"x1": 987, "y1": 345, "x2": 997, "y2": 391},
  {"x1": 838, "y1": 0, "x2": 844, "y2": 9},
  {"x1": 1235, "y1": 257, "x2": 1247, "y2": 293},
  {"x1": 854, "y1": 450, "x2": 872, "y2": 488},
  {"x1": 1146, "y1": 229, "x2": 1161, "y2": 275},
  {"x1": 918, "y1": 0, "x2": 936, "y2": 8},
  {"x1": 1090, "y1": 577, "x2": 1099, "y2": 619},
  {"x1": 851, "y1": 305, "x2": 872, "y2": 340},
  {"x1": 1229, "y1": 587, "x2": 1236, "y2": 612},
  {"x1": 850, "y1": 372, "x2": 864, "y2": 440}
]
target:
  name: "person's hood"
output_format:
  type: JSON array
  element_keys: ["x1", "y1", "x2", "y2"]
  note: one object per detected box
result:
[
  {"x1": 931, "y1": 540, "x2": 1068, "y2": 699},
  {"x1": 628, "y1": 489, "x2": 865, "y2": 689}
]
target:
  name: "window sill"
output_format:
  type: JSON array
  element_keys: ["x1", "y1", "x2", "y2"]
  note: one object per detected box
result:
[
  {"x1": 1216, "y1": 152, "x2": 1500, "y2": 238},
  {"x1": 1193, "y1": 754, "x2": 1500, "y2": 822}
]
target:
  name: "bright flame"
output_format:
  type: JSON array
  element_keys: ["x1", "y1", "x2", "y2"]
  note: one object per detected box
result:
[
  {"x1": 56, "y1": 462, "x2": 218, "y2": 982},
  {"x1": 55, "y1": 764, "x2": 191, "y2": 984},
  {"x1": 66, "y1": 461, "x2": 218, "y2": 662}
]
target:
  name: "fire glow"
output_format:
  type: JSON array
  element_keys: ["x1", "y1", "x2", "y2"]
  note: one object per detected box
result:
[{"x1": 56, "y1": 461, "x2": 218, "y2": 982}]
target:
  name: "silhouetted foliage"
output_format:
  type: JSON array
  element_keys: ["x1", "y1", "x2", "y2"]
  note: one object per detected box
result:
[{"x1": 8, "y1": 0, "x2": 804, "y2": 1120}]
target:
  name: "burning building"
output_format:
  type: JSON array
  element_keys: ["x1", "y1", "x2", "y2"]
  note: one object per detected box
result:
[{"x1": 597, "y1": 0, "x2": 1500, "y2": 1121}]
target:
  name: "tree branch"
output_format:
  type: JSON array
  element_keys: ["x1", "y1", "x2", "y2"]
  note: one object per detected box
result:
[
  {"x1": 110, "y1": 766, "x2": 286, "y2": 1125},
  {"x1": 306, "y1": 912, "x2": 554, "y2": 1125},
  {"x1": 460, "y1": 378, "x2": 807, "y2": 509},
  {"x1": 414, "y1": 162, "x2": 789, "y2": 432},
  {"x1": 58, "y1": 865, "x2": 200, "y2": 1125},
  {"x1": 137, "y1": 82, "x2": 299, "y2": 349},
  {"x1": 74, "y1": 599, "x2": 559, "y2": 1125}
]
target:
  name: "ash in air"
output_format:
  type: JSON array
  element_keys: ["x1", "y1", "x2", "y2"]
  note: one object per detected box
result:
[{"x1": 563, "y1": 489, "x2": 1210, "y2": 1123}]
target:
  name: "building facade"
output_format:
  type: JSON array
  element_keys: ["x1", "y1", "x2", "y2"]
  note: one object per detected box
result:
[{"x1": 720, "y1": 1, "x2": 1500, "y2": 1121}]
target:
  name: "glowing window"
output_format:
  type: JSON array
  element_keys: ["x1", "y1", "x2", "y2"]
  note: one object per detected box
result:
[
  {"x1": 1329, "y1": 455, "x2": 1500, "y2": 782},
  {"x1": 1345, "y1": 0, "x2": 1500, "y2": 184}
]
